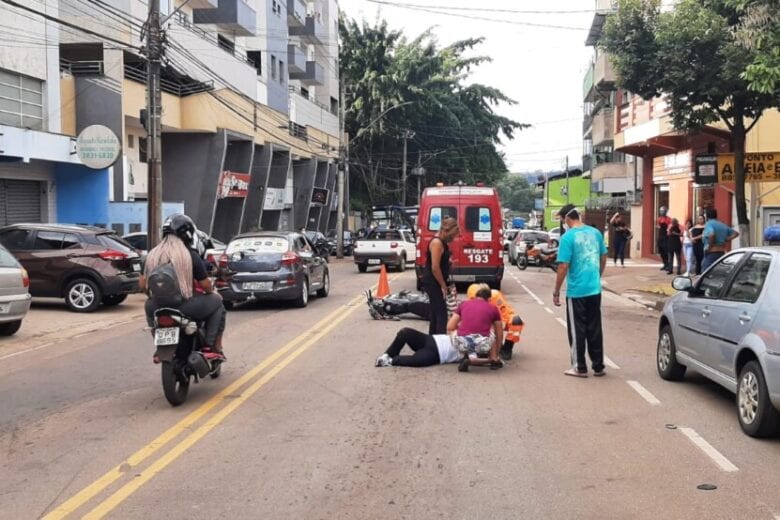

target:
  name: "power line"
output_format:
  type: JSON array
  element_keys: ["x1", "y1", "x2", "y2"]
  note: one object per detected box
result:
[{"x1": 363, "y1": 1, "x2": 599, "y2": 15}]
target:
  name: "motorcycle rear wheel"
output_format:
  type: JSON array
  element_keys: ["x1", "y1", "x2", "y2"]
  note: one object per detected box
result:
[{"x1": 161, "y1": 361, "x2": 189, "y2": 406}]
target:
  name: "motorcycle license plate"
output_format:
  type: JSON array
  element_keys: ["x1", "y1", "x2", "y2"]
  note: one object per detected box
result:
[{"x1": 154, "y1": 327, "x2": 180, "y2": 346}]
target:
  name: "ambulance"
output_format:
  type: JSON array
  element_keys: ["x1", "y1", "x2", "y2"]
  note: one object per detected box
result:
[{"x1": 415, "y1": 184, "x2": 505, "y2": 290}]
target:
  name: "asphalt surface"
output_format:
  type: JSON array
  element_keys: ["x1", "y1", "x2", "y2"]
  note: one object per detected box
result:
[{"x1": 1, "y1": 259, "x2": 779, "y2": 519}]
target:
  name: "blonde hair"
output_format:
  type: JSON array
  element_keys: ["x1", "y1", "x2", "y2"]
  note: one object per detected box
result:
[{"x1": 144, "y1": 234, "x2": 194, "y2": 299}]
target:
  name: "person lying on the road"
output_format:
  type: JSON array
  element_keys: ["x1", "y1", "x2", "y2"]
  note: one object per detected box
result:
[
  {"x1": 447, "y1": 284, "x2": 504, "y2": 372},
  {"x1": 375, "y1": 327, "x2": 461, "y2": 367},
  {"x1": 366, "y1": 289, "x2": 430, "y2": 321},
  {"x1": 462, "y1": 284, "x2": 525, "y2": 361}
]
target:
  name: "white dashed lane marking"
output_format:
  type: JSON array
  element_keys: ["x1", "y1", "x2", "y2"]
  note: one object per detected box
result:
[
  {"x1": 520, "y1": 284, "x2": 545, "y2": 306},
  {"x1": 679, "y1": 427, "x2": 739, "y2": 472},
  {"x1": 627, "y1": 380, "x2": 660, "y2": 405},
  {"x1": 555, "y1": 317, "x2": 567, "y2": 328},
  {"x1": 544, "y1": 307, "x2": 554, "y2": 314}
]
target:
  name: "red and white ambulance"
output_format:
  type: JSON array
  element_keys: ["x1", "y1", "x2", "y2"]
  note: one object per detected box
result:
[{"x1": 415, "y1": 184, "x2": 505, "y2": 290}]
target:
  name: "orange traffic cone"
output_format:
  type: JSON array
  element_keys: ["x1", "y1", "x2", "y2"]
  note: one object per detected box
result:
[{"x1": 375, "y1": 264, "x2": 390, "y2": 298}]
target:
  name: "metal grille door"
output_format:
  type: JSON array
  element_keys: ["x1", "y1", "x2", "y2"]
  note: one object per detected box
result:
[{"x1": 0, "y1": 179, "x2": 42, "y2": 226}]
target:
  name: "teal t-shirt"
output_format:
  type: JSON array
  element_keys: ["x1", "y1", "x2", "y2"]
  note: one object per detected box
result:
[
  {"x1": 702, "y1": 219, "x2": 735, "y2": 252},
  {"x1": 557, "y1": 225, "x2": 607, "y2": 298}
]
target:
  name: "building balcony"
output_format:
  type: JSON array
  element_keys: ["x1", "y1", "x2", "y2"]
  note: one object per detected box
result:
[
  {"x1": 584, "y1": 53, "x2": 615, "y2": 101},
  {"x1": 287, "y1": 0, "x2": 306, "y2": 27},
  {"x1": 187, "y1": 0, "x2": 218, "y2": 8},
  {"x1": 289, "y1": 61, "x2": 325, "y2": 86},
  {"x1": 288, "y1": 45, "x2": 306, "y2": 74},
  {"x1": 591, "y1": 160, "x2": 633, "y2": 182},
  {"x1": 193, "y1": 0, "x2": 256, "y2": 37},
  {"x1": 592, "y1": 108, "x2": 614, "y2": 146},
  {"x1": 288, "y1": 14, "x2": 325, "y2": 45}
]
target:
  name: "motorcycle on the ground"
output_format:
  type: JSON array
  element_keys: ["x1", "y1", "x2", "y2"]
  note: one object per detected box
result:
[
  {"x1": 517, "y1": 242, "x2": 559, "y2": 273},
  {"x1": 152, "y1": 308, "x2": 223, "y2": 406}
]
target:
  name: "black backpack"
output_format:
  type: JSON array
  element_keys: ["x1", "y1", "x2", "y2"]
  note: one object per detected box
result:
[{"x1": 146, "y1": 263, "x2": 184, "y2": 306}]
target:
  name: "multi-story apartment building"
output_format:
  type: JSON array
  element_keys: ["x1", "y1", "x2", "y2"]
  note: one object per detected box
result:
[
  {"x1": 582, "y1": 0, "x2": 644, "y2": 256},
  {"x1": 1, "y1": 0, "x2": 342, "y2": 242}
]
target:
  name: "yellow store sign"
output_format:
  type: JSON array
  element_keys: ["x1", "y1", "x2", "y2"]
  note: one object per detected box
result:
[{"x1": 718, "y1": 153, "x2": 780, "y2": 183}]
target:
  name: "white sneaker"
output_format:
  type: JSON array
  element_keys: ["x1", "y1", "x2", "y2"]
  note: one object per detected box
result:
[{"x1": 375, "y1": 353, "x2": 392, "y2": 367}]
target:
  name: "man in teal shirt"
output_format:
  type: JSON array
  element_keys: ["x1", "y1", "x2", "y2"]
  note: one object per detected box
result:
[
  {"x1": 701, "y1": 208, "x2": 739, "y2": 271},
  {"x1": 553, "y1": 204, "x2": 608, "y2": 377}
]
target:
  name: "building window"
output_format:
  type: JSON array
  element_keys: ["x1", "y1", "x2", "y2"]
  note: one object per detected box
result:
[
  {"x1": 0, "y1": 68, "x2": 43, "y2": 130},
  {"x1": 271, "y1": 56, "x2": 277, "y2": 80},
  {"x1": 127, "y1": 134, "x2": 135, "y2": 149},
  {"x1": 247, "y1": 51, "x2": 262, "y2": 75},
  {"x1": 139, "y1": 137, "x2": 148, "y2": 163},
  {"x1": 279, "y1": 60, "x2": 284, "y2": 83},
  {"x1": 301, "y1": 87, "x2": 309, "y2": 98},
  {"x1": 330, "y1": 96, "x2": 338, "y2": 114},
  {"x1": 217, "y1": 35, "x2": 235, "y2": 55}
]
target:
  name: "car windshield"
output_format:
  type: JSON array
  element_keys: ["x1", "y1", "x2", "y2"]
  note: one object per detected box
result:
[
  {"x1": 227, "y1": 236, "x2": 289, "y2": 254},
  {"x1": 0, "y1": 247, "x2": 20, "y2": 268}
]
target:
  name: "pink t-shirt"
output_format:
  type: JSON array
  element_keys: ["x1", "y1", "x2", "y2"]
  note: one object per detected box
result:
[{"x1": 455, "y1": 299, "x2": 501, "y2": 337}]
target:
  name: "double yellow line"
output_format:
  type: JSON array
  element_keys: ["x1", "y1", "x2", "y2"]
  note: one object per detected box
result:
[{"x1": 44, "y1": 287, "x2": 376, "y2": 519}]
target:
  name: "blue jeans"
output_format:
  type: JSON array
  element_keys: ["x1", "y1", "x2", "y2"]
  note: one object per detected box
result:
[
  {"x1": 683, "y1": 243, "x2": 694, "y2": 274},
  {"x1": 702, "y1": 251, "x2": 724, "y2": 272}
]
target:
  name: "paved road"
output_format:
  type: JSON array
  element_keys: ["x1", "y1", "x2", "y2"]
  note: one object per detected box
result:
[{"x1": 1, "y1": 259, "x2": 778, "y2": 519}]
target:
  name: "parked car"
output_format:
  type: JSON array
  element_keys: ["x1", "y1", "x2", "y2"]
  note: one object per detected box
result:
[
  {"x1": 326, "y1": 229, "x2": 355, "y2": 256},
  {"x1": 216, "y1": 231, "x2": 329, "y2": 308},
  {"x1": 0, "y1": 224, "x2": 142, "y2": 312},
  {"x1": 658, "y1": 248, "x2": 780, "y2": 437},
  {"x1": 354, "y1": 227, "x2": 416, "y2": 273},
  {"x1": 123, "y1": 230, "x2": 226, "y2": 271},
  {"x1": 0, "y1": 244, "x2": 31, "y2": 335},
  {"x1": 548, "y1": 226, "x2": 563, "y2": 243},
  {"x1": 304, "y1": 230, "x2": 332, "y2": 260},
  {"x1": 503, "y1": 229, "x2": 519, "y2": 252},
  {"x1": 508, "y1": 230, "x2": 552, "y2": 265}
]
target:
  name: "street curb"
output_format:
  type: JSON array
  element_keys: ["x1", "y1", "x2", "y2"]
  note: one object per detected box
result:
[{"x1": 602, "y1": 285, "x2": 665, "y2": 312}]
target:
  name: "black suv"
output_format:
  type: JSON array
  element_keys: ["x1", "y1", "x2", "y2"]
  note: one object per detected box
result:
[{"x1": 0, "y1": 224, "x2": 142, "y2": 312}]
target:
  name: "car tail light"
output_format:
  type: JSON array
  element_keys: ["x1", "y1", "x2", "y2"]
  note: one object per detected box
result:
[
  {"x1": 156, "y1": 315, "x2": 177, "y2": 327},
  {"x1": 390, "y1": 242, "x2": 399, "y2": 248},
  {"x1": 282, "y1": 251, "x2": 300, "y2": 266},
  {"x1": 98, "y1": 249, "x2": 128, "y2": 261},
  {"x1": 20, "y1": 268, "x2": 29, "y2": 288},
  {"x1": 218, "y1": 254, "x2": 229, "y2": 268},
  {"x1": 215, "y1": 278, "x2": 228, "y2": 288}
]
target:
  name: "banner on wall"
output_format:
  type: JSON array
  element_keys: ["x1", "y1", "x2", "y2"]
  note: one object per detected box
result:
[{"x1": 217, "y1": 171, "x2": 250, "y2": 199}]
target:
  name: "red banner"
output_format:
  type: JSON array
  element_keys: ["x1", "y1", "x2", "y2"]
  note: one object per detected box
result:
[{"x1": 218, "y1": 171, "x2": 251, "y2": 199}]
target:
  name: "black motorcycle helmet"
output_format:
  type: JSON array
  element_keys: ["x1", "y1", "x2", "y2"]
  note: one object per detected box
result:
[{"x1": 162, "y1": 213, "x2": 196, "y2": 244}]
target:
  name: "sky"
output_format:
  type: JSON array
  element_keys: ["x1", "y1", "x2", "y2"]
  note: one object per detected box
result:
[{"x1": 336, "y1": 0, "x2": 596, "y2": 174}]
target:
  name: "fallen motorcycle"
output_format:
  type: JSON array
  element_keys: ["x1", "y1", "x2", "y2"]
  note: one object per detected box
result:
[{"x1": 517, "y1": 243, "x2": 559, "y2": 273}]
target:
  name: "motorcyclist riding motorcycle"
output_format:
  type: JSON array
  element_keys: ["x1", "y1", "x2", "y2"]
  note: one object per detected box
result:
[
  {"x1": 140, "y1": 214, "x2": 226, "y2": 359},
  {"x1": 466, "y1": 283, "x2": 524, "y2": 361}
]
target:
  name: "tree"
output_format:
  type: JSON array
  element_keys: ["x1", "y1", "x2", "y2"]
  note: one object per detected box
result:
[
  {"x1": 602, "y1": 0, "x2": 779, "y2": 244},
  {"x1": 339, "y1": 17, "x2": 527, "y2": 210},
  {"x1": 497, "y1": 175, "x2": 535, "y2": 213},
  {"x1": 728, "y1": 0, "x2": 780, "y2": 94}
]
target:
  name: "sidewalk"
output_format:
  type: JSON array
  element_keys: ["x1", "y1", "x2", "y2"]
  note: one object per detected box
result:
[
  {"x1": 601, "y1": 257, "x2": 681, "y2": 311},
  {"x1": 0, "y1": 294, "x2": 146, "y2": 358}
]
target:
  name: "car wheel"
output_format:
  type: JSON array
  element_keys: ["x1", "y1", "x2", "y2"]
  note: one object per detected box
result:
[
  {"x1": 293, "y1": 279, "x2": 309, "y2": 308},
  {"x1": 0, "y1": 320, "x2": 22, "y2": 336},
  {"x1": 65, "y1": 278, "x2": 102, "y2": 313},
  {"x1": 102, "y1": 294, "x2": 128, "y2": 306},
  {"x1": 737, "y1": 361, "x2": 780, "y2": 438},
  {"x1": 357, "y1": 264, "x2": 367, "y2": 273},
  {"x1": 517, "y1": 255, "x2": 528, "y2": 270},
  {"x1": 397, "y1": 255, "x2": 406, "y2": 272},
  {"x1": 317, "y1": 270, "x2": 330, "y2": 297},
  {"x1": 657, "y1": 324, "x2": 686, "y2": 381}
]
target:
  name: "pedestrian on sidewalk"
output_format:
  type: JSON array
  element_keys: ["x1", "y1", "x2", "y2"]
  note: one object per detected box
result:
[
  {"x1": 667, "y1": 218, "x2": 683, "y2": 275},
  {"x1": 552, "y1": 204, "x2": 608, "y2": 378},
  {"x1": 609, "y1": 212, "x2": 632, "y2": 267},
  {"x1": 702, "y1": 208, "x2": 739, "y2": 271},
  {"x1": 657, "y1": 207, "x2": 672, "y2": 272},
  {"x1": 690, "y1": 214, "x2": 706, "y2": 275},
  {"x1": 682, "y1": 218, "x2": 695, "y2": 276},
  {"x1": 420, "y1": 216, "x2": 459, "y2": 335}
]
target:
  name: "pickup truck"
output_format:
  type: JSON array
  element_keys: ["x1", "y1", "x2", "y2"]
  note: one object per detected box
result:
[{"x1": 353, "y1": 228, "x2": 416, "y2": 273}]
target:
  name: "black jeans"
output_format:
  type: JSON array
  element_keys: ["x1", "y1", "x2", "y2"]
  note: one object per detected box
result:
[
  {"x1": 667, "y1": 247, "x2": 682, "y2": 273},
  {"x1": 386, "y1": 327, "x2": 441, "y2": 367},
  {"x1": 613, "y1": 238, "x2": 626, "y2": 264},
  {"x1": 423, "y1": 283, "x2": 447, "y2": 335},
  {"x1": 693, "y1": 243, "x2": 704, "y2": 275},
  {"x1": 657, "y1": 240, "x2": 669, "y2": 269},
  {"x1": 565, "y1": 294, "x2": 604, "y2": 373},
  {"x1": 145, "y1": 293, "x2": 226, "y2": 346}
]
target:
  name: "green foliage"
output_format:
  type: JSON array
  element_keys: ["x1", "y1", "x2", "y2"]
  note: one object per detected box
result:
[
  {"x1": 339, "y1": 17, "x2": 527, "y2": 209},
  {"x1": 496, "y1": 175, "x2": 535, "y2": 213},
  {"x1": 726, "y1": 0, "x2": 780, "y2": 94}
]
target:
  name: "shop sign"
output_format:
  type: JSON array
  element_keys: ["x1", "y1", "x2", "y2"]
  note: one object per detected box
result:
[
  {"x1": 718, "y1": 153, "x2": 780, "y2": 183},
  {"x1": 218, "y1": 171, "x2": 250, "y2": 199},
  {"x1": 264, "y1": 187, "x2": 286, "y2": 210},
  {"x1": 663, "y1": 151, "x2": 691, "y2": 176},
  {"x1": 311, "y1": 187, "x2": 329, "y2": 205},
  {"x1": 694, "y1": 155, "x2": 718, "y2": 185},
  {"x1": 76, "y1": 125, "x2": 121, "y2": 169}
]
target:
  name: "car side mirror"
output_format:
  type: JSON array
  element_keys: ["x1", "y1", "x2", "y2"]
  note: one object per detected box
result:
[{"x1": 672, "y1": 276, "x2": 693, "y2": 292}]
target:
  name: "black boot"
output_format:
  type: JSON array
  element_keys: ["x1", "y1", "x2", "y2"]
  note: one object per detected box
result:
[{"x1": 500, "y1": 342, "x2": 514, "y2": 361}]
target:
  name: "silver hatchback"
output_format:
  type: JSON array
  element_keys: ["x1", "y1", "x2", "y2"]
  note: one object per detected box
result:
[
  {"x1": 0, "y1": 244, "x2": 31, "y2": 336},
  {"x1": 658, "y1": 247, "x2": 780, "y2": 437}
]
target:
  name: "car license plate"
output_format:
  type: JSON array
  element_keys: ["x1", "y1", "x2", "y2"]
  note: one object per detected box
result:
[
  {"x1": 154, "y1": 327, "x2": 179, "y2": 346},
  {"x1": 132, "y1": 263, "x2": 141, "y2": 272},
  {"x1": 0, "y1": 303, "x2": 9, "y2": 314},
  {"x1": 243, "y1": 281, "x2": 272, "y2": 291},
  {"x1": 368, "y1": 259, "x2": 381, "y2": 265}
]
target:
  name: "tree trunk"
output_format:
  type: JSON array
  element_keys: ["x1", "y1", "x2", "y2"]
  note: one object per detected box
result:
[{"x1": 732, "y1": 116, "x2": 750, "y2": 246}]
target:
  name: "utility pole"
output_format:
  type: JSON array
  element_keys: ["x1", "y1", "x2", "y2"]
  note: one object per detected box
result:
[
  {"x1": 146, "y1": 0, "x2": 163, "y2": 248},
  {"x1": 336, "y1": 83, "x2": 346, "y2": 258},
  {"x1": 400, "y1": 129, "x2": 414, "y2": 206},
  {"x1": 565, "y1": 155, "x2": 570, "y2": 205},
  {"x1": 416, "y1": 151, "x2": 422, "y2": 204}
]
